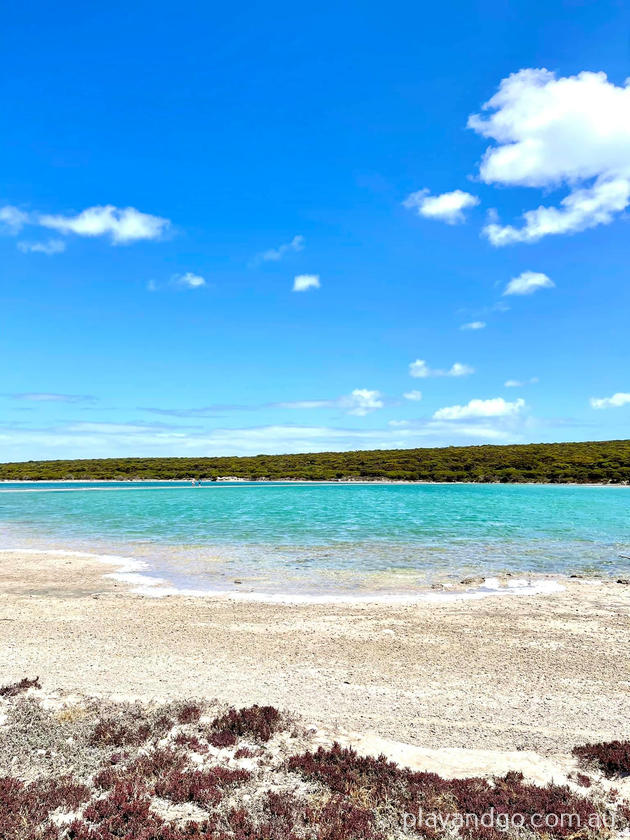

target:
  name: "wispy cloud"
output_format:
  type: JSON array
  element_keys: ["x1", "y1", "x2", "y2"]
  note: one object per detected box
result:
[
  {"x1": 17, "y1": 239, "x2": 66, "y2": 255},
  {"x1": 144, "y1": 390, "x2": 385, "y2": 418},
  {"x1": 503, "y1": 271, "x2": 554, "y2": 296},
  {"x1": 292, "y1": 274, "x2": 320, "y2": 292},
  {"x1": 37, "y1": 205, "x2": 170, "y2": 244},
  {"x1": 0, "y1": 205, "x2": 30, "y2": 234},
  {"x1": 402, "y1": 390, "x2": 423, "y2": 402},
  {"x1": 142, "y1": 404, "x2": 253, "y2": 417},
  {"x1": 278, "y1": 388, "x2": 384, "y2": 416},
  {"x1": 174, "y1": 272, "x2": 206, "y2": 289},
  {"x1": 409, "y1": 359, "x2": 475, "y2": 378},
  {"x1": 255, "y1": 234, "x2": 305, "y2": 264},
  {"x1": 590, "y1": 392, "x2": 630, "y2": 409},
  {"x1": 505, "y1": 377, "x2": 539, "y2": 388},
  {"x1": 0, "y1": 417, "x2": 529, "y2": 461},
  {"x1": 9, "y1": 393, "x2": 96, "y2": 404},
  {"x1": 1, "y1": 203, "x2": 170, "y2": 246},
  {"x1": 460, "y1": 321, "x2": 486, "y2": 331},
  {"x1": 403, "y1": 189, "x2": 479, "y2": 224}
]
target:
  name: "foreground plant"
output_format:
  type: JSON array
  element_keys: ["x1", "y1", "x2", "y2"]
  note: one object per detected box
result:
[
  {"x1": 0, "y1": 682, "x2": 628, "y2": 840},
  {"x1": 573, "y1": 740, "x2": 630, "y2": 778}
]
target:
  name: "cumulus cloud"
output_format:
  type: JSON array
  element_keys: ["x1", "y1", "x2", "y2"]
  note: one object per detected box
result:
[
  {"x1": 38, "y1": 205, "x2": 170, "y2": 244},
  {"x1": 468, "y1": 69, "x2": 630, "y2": 244},
  {"x1": 293, "y1": 274, "x2": 320, "y2": 292},
  {"x1": 403, "y1": 189, "x2": 479, "y2": 224},
  {"x1": 0, "y1": 205, "x2": 29, "y2": 234},
  {"x1": 278, "y1": 388, "x2": 384, "y2": 416},
  {"x1": 342, "y1": 389, "x2": 384, "y2": 416},
  {"x1": 403, "y1": 390, "x2": 423, "y2": 401},
  {"x1": 259, "y1": 235, "x2": 305, "y2": 262},
  {"x1": 433, "y1": 397, "x2": 525, "y2": 420},
  {"x1": 409, "y1": 359, "x2": 475, "y2": 378},
  {"x1": 484, "y1": 178, "x2": 630, "y2": 245},
  {"x1": 460, "y1": 321, "x2": 486, "y2": 330},
  {"x1": 590, "y1": 392, "x2": 630, "y2": 409},
  {"x1": 505, "y1": 377, "x2": 539, "y2": 387},
  {"x1": 503, "y1": 271, "x2": 554, "y2": 296},
  {"x1": 17, "y1": 239, "x2": 66, "y2": 255},
  {"x1": 174, "y1": 272, "x2": 206, "y2": 289}
]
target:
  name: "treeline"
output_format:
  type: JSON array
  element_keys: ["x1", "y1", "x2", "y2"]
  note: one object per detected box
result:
[{"x1": 1, "y1": 440, "x2": 630, "y2": 483}]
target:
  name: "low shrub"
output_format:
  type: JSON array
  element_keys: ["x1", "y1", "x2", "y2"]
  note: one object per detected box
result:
[
  {"x1": 154, "y1": 766, "x2": 251, "y2": 807},
  {"x1": 0, "y1": 676, "x2": 41, "y2": 697},
  {"x1": 573, "y1": 741, "x2": 630, "y2": 777},
  {"x1": 208, "y1": 704, "x2": 283, "y2": 744},
  {"x1": 289, "y1": 745, "x2": 602, "y2": 839},
  {"x1": 176, "y1": 703, "x2": 203, "y2": 725}
]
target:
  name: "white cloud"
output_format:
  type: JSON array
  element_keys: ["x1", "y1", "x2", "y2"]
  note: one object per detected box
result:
[
  {"x1": 0, "y1": 205, "x2": 30, "y2": 233},
  {"x1": 433, "y1": 397, "x2": 525, "y2": 420},
  {"x1": 590, "y1": 392, "x2": 630, "y2": 409},
  {"x1": 38, "y1": 205, "x2": 170, "y2": 244},
  {"x1": 484, "y1": 178, "x2": 630, "y2": 245},
  {"x1": 174, "y1": 272, "x2": 206, "y2": 289},
  {"x1": 468, "y1": 69, "x2": 630, "y2": 244},
  {"x1": 460, "y1": 321, "x2": 486, "y2": 330},
  {"x1": 403, "y1": 189, "x2": 479, "y2": 224},
  {"x1": 343, "y1": 389, "x2": 384, "y2": 416},
  {"x1": 403, "y1": 390, "x2": 423, "y2": 401},
  {"x1": 503, "y1": 271, "x2": 554, "y2": 296},
  {"x1": 389, "y1": 420, "x2": 409, "y2": 427},
  {"x1": 259, "y1": 235, "x2": 305, "y2": 262},
  {"x1": 505, "y1": 377, "x2": 539, "y2": 387},
  {"x1": 293, "y1": 274, "x2": 320, "y2": 292},
  {"x1": 409, "y1": 359, "x2": 475, "y2": 378},
  {"x1": 408, "y1": 360, "x2": 430, "y2": 378},
  {"x1": 279, "y1": 388, "x2": 384, "y2": 416},
  {"x1": 17, "y1": 239, "x2": 66, "y2": 255},
  {"x1": 449, "y1": 362, "x2": 475, "y2": 377}
]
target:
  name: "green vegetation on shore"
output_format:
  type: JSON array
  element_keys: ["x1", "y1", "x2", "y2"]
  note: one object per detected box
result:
[{"x1": 1, "y1": 439, "x2": 629, "y2": 483}]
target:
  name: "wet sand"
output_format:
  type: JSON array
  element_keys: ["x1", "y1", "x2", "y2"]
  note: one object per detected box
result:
[{"x1": 1, "y1": 548, "x2": 629, "y2": 759}]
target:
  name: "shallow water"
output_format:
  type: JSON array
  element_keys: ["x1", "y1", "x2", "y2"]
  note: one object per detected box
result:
[{"x1": 0, "y1": 481, "x2": 628, "y2": 596}]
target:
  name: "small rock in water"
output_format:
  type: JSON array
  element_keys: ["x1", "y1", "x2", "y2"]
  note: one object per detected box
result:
[
  {"x1": 617, "y1": 578, "x2": 630, "y2": 585},
  {"x1": 233, "y1": 579, "x2": 243, "y2": 584},
  {"x1": 460, "y1": 576, "x2": 484, "y2": 586}
]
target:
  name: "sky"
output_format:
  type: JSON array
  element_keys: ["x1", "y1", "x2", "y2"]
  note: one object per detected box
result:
[{"x1": 1, "y1": 0, "x2": 629, "y2": 460}]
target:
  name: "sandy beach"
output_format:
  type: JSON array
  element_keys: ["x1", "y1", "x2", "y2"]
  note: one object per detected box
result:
[{"x1": 2, "y1": 547, "x2": 630, "y2": 763}]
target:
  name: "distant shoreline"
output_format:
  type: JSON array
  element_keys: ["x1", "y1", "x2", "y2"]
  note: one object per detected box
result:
[
  {"x1": 1, "y1": 478, "x2": 628, "y2": 487},
  {"x1": 1, "y1": 440, "x2": 629, "y2": 484}
]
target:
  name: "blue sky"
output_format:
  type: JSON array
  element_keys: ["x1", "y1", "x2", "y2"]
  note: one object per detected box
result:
[{"x1": 1, "y1": 0, "x2": 629, "y2": 460}]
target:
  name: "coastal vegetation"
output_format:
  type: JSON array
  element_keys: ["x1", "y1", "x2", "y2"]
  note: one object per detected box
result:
[
  {"x1": 573, "y1": 741, "x2": 630, "y2": 778},
  {"x1": 0, "y1": 680, "x2": 628, "y2": 840},
  {"x1": 1, "y1": 439, "x2": 630, "y2": 483}
]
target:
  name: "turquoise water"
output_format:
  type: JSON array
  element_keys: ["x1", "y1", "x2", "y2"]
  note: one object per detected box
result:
[{"x1": 1, "y1": 482, "x2": 629, "y2": 596}]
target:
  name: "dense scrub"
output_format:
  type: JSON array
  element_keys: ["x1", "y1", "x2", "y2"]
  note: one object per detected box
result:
[
  {"x1": 1, "y1": 439, "x2": 630, "y2": 483},
  {"x1": 573, "y1": 740, "x2": 630, "y2": 777},
  {"x1": 0, "y1": 683, "x2": 628, "y2": 839}
]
